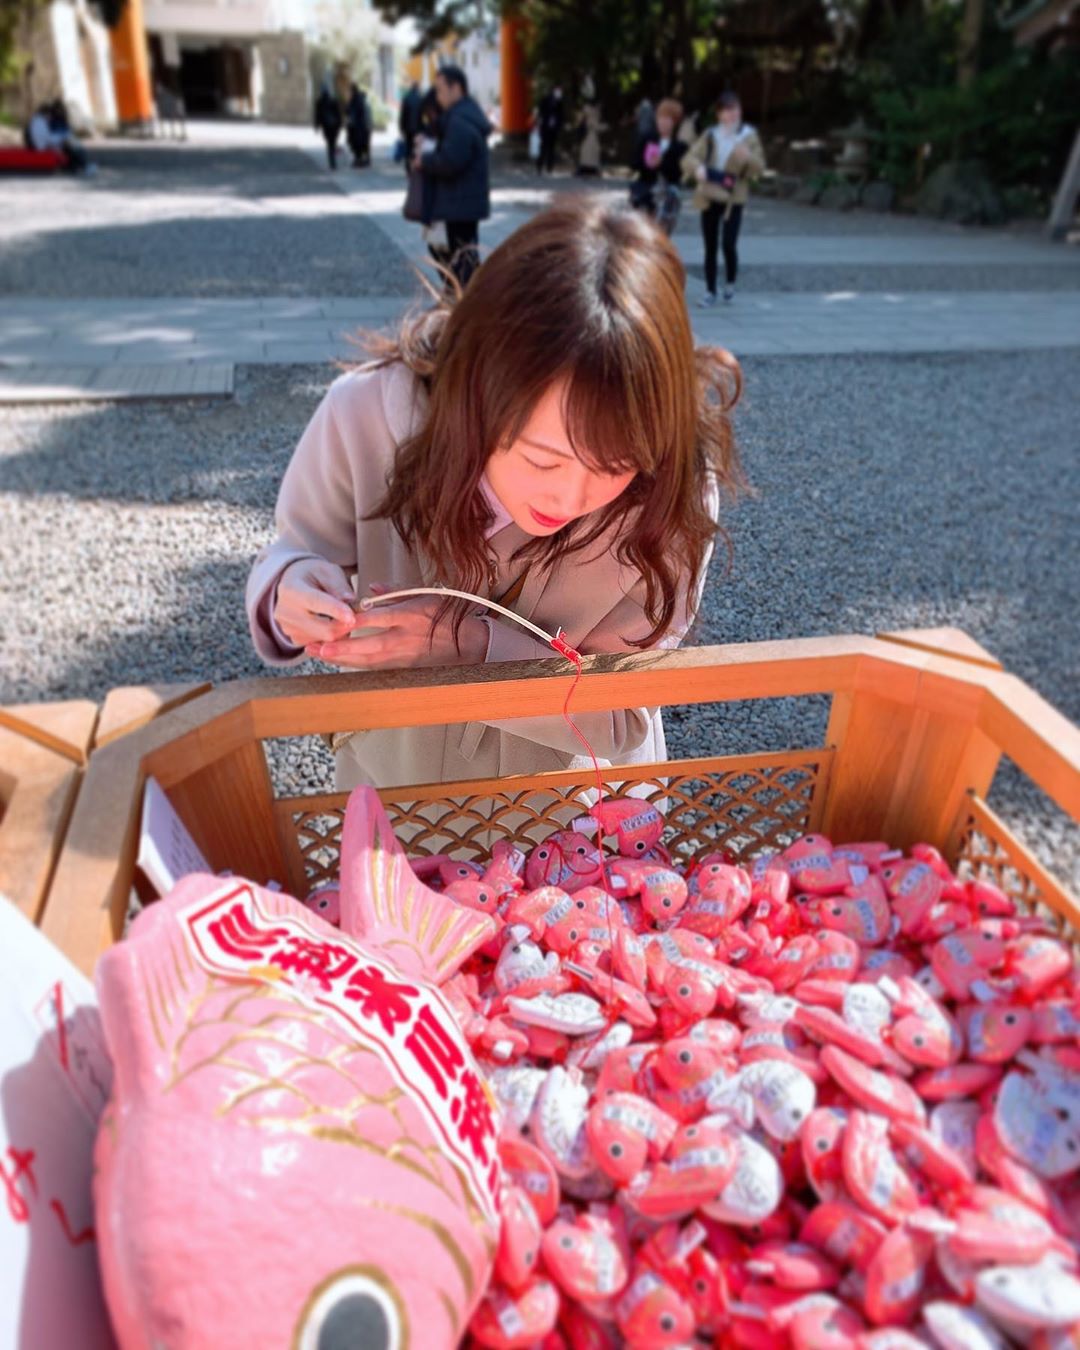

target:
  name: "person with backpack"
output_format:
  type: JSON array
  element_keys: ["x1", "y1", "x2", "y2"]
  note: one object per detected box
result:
[{"x1": 681, "y1": 91, "x2": 766, "y2": 305}]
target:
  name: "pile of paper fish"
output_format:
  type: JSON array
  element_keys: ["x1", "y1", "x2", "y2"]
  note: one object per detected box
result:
[{"x1": 310, "y1": 799, "x2": 1080, "y2": 1349}]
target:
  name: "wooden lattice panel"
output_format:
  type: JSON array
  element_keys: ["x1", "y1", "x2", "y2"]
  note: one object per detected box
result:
[
  {"x1": 274, "y1": 750, "x2": 831, "y2": 897},
  {"x1": 953, "y1": 794, "x2": 1080, "y2": 938}
]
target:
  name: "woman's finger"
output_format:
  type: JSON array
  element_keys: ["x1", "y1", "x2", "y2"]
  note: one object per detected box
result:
[
  {"x1": 280, "y1": 613, "x2": 353, "y2": 646},
  {"x1": 308, "y1": 633, "x2": 401, "y2": 665}
]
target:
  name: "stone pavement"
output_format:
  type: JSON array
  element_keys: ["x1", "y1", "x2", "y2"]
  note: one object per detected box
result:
[{"x1": 0, "y1": 121, "x2": 1077, "y2": 400}]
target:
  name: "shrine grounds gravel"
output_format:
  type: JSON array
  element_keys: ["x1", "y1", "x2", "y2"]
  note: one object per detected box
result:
[{"x1": 1, "y1": 348, "x2": 1077, "y2": 887}]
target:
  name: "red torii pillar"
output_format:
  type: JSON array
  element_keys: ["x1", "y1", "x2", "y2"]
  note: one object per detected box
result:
[
  {"x1": 500, "y1": 14, "x2": 531, "y2": 137},
  {"x1": 110, "y1": 0, "x2": 154, "y2": 126}
]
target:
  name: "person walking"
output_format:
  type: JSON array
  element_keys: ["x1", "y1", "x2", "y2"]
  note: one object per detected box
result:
[
  {"x1": 628, "y1": 97, "x2": 688, "y2": 235},
  {"x1": 414, "y1": 64, "x2": 491, "y2": 289},
  {"x1": 246, "y1": 198, "x2": 744, "y2": 792},
  {"x1": 681, "y1": 91, "x2": 765, "y2": 305},
  {"x1": 398, "y1": 80, "x2": 423, "y2": 168},
  {"x1": 536, "y1": 85, "x2": 564, "y2": 174},
  {"x1": 314, "y1": 78, "x2": 343, "y2": 171},
  {"x1": 345, "y1": 83, "x2": 371, "y2": 167}
]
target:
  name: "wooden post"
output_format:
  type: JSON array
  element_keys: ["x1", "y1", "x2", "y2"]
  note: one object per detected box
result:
[
  {"x1": 110, "y1": 0, "x2": 154, "y2": 127},
  {"x1": 500, "y1": 14, "x2": 532, "y2": 137},
  {"x1": 0, "y1": 699, "x2": 97, "y2": 924},
  {"x1": 1048, "y1": 127, "x2": 1080, "y2": 240},
  {"x1": 822, "y1": 642, "x2": 1001, "y2": 852}
]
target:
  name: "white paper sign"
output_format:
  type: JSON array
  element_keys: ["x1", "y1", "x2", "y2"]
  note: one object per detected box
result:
[
  {"x1": 0, "y1": 896, "x2": 115, "y2": 1348},
  {"x1": 136, "y1": 777, "x2": 211, "y2": 897}
]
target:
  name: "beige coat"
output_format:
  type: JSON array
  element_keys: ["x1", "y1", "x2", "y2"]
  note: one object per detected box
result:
[
  {"x1": 681, "y1": 124, "x2": 766, "y2": 211},
  {"x1": 577, "y1": 104, "x2": 604, "y2": 172},
  {"x1": 246, "y1": 362, "x2": 717, "y2": 790}
]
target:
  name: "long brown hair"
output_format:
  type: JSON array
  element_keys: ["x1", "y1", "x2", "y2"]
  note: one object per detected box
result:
[{"x1": 361, "y1": 197, "x2": 746, "y2": 647}]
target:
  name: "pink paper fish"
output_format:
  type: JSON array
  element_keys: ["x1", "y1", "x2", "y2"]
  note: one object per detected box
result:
[{"x1": 94, "y1": 787, "x2": 500, "y2": 1350}]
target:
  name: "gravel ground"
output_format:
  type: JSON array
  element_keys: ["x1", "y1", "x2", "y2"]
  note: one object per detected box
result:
[
  {"x1": 1, "y1": 350, "x2": 1077, "y2": 891},
  {"x1": 0, "y1": 147, "x2": 415, "y2": 298}
]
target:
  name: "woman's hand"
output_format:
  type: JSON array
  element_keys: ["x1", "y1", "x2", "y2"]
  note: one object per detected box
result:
[
  {"x1": 306, "y1": 586, "x2": 489, "y2": 670},
  {"x1": 273, "y1": 557, "x2": 357, "y2": 649},
  {"x1": 695, "y1": 164, "x2": 708, "y2": 182}
]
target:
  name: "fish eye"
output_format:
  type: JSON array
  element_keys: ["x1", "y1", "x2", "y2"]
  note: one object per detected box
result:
[
  {"x1": 790, "y1": 1108, "x2": 803, "y2": 1122},
  {"x1": 678, "y1": 1050, "x2": 692, "y2": 1065},
  {"x1": 524, "y1": 1249, "x2": 535, "y2": 1266},
  {"x1": 610, "y1": 1142, "x2": 624, "y2": 1157},
  {"x1": 831, "y1": 907, "x2": 842, "y2": 917},
  {"x1": 659, "y1": 1314, "x2": 676, "y2": 1332},
  {"x1": 686, "y1": 1126, "x2": 697, "y2": 1138},
  {"x1": 560, "y1": 1235, "x2": 574, "y2": 1250},
  {"x1": 568, "y1": 930, "x2": 578, "y2": 942},
  {"x1": 296, "y1": 1267, "x2": 404, "y2": 1350},
  {"x1": 1004, "y1": 1013, "x2": 1016, "y2": 1024},
  {"x1": 816, "y1": 1138, "x2": 829, "y2": 1151},
  {"x1": 695, "y1": 1278, "x2": 707, "y2": 1293},
  {"x1": 913, "y1": 1035, "x2": 925, "y2": 1047},
  {"x1": 538, "y1": 848, "x2": 549, "y2": 859},
  {"x1": 1057, "y1": 1107, "x2": 1071, "y2": 1121},
  {"x1": 635, "y1": 841, "x2": 646, "y2": 852},
  {"x1": 679, "y1": 986, "x2": 691, "y2": 998}
]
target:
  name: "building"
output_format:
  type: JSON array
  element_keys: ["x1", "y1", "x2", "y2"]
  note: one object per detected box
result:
[
  {"x1": 3, "y1": 0, "x2": 117, "y2": 132},
  {"x1": 144, "y1": 0, "x2": 310, "y2": 122}
]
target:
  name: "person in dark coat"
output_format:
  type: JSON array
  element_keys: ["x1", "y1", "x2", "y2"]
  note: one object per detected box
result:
[
  {"x1": 345, "y1": 83, "x2": 371, "y2": 167},
  {"x1": 398, "y1": 80, "x2": 423, "y2": 169},
  {"x1": 536, "y1": 85, "x2": 564, "y2": 174},
  {"x1": 314, "y1": 80, "x2": 342, "y2": 170},
  {"x1": 629, "y1": 97, "x2": 688, "y2": 235},
  {"x1": 415, "y1": 64, "x2": 491, "y2": 288}
]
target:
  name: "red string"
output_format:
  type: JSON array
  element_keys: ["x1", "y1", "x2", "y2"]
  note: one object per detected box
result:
[{"x1": 551, "y1": 633, "x2": 620, "y2": 1022}]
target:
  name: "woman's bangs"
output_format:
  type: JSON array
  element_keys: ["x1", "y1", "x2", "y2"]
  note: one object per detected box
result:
[{"x1": 562, "y1": 362, "x2": 662, "y2": 478}]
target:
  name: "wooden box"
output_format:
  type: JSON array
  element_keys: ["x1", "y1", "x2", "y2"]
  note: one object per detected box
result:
[
  {"x1": 0, "y1": 698, "x2": 97, "y2": 924},
  {"x1": 38, "y1": 629, "x2": 1080, "y2": 976}
]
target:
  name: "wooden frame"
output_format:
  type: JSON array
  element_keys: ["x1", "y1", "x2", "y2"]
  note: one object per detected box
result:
[
  {"x1": 36, "y1": 629, "x2": 1080, "y2": 975},
  {"x1": 0, "y1": 699, "x2": 97, "y2": 924}
]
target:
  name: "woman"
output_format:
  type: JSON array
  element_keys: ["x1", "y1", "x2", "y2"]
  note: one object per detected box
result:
[
  {"x1": 246, "y1": 200, "x2": 745, "y2": 791},
  {"x1": 629, "y1": 97, "x2": 688, "y2": 236},
  {"x1": 682, "y1": 91, "x2": 766, "y2": 305},
  {"x1": 575, "y1": 93, "x2": 605, "y2": 176}
]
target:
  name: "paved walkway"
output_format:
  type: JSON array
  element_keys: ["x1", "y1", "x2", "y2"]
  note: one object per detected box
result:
[{"x1": 1, "y1": 122, "x2": 1077, "y2": 401}]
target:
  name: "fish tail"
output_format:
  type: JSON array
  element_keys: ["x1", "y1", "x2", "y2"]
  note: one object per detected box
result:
[{"x1": 339, "y1": 788, "x2": 497, "y2": 985}]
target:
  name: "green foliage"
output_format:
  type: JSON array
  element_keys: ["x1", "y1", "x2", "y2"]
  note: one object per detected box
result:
[
  {"x1": 846, "y1": 1, "x2": 1078, "y2": 201},
  {"x1": 865, "y1": 50, "x2": 1078, "y2": 199},
  {"x1": 0, "y1": 0, "x2": 40, "y2": 89}
]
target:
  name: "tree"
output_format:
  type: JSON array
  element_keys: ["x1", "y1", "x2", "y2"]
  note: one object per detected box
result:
[{"x1": 308, "y1": 0, "x2": 383, "y2": 89}]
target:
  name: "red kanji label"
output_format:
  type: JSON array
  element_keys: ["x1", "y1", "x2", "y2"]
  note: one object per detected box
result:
[
  {"x1": 183, "y1": 882, "x2": 502, "y2": 1223},
  {"x1": 405, "y1": 1006, "x2": 466, "y2": 1100},
  {"x1": 450, "y1": 1069, "x2": 496, "y2": 1166},
  {"x1": 207, "y1": 902, "x2": 289, "y2": 961},
  {"x1": 50, "y1": 1198, "x2": 95, "y2": 1247},
  {"x1": 343, "y1": 965, "x2": 419, "y2": 1035},
  {"x1": 0, "y1": 1147, "x2": 37, "y2": 1224},
  {"x1": 270, "y1": 936, "x2": 357, "y2": 991}
]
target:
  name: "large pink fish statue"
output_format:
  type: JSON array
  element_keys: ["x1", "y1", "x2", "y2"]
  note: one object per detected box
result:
[{"x1": 93, "y1": 787, "x2": 501, "y2": 1350}]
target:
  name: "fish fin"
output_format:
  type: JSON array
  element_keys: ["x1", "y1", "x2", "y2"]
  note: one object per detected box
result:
[{"x1": 339, "y1": 787, "x2": 497, "y2": 984}]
